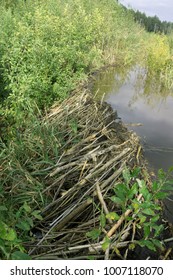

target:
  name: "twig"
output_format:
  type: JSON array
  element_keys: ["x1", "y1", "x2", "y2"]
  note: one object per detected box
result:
[
  {"x1": 162, "y1": 237, "x2": 173, "y2": 243},
  {"x1": 96, "y1": 181, "x2": 113, "y2": 225},
  {"x1": 29, "y1": 199, "x2": 92, "y2": 255},
  {"x1": 104, "y1": 246, "x2": 110, "y2": 260},
  {"x1": 106, "y1": 193, "x2": 143, "y2": 238},
  {"x1": 163, "y1": 248, "x2": 172, "y2": 260},
  {"x1": 49, "y1": 144, "x2": 129, "y2": 177}
]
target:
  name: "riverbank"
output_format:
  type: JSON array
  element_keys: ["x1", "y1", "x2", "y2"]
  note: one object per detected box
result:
[
  {"x1": 1, "y1": 84, "x2": 173, "y2": 259},
  {"x1": 32, "y1": 88, "x2": 173, "y2": 260},
  {"x1": 0, "y1": 0, "x2": 173, "y2": 260}
]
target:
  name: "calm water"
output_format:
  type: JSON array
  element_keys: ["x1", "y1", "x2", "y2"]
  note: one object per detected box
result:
[
  {"x1": 92, "y1": 66, "x2": 173, "y2": 221},
  {"x1": 93, "y1": 66, "x2": 173, "y2": 171}
]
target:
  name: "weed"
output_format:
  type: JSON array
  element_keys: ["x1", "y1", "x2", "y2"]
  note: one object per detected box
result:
[{"x1": 86, "y1": 167, "x2": 171, "y2": 256}]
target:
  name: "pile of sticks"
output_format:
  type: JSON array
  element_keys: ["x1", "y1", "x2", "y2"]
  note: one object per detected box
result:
[{"x1": 28, "y1": 89, "x2": 143, "y2": 259}]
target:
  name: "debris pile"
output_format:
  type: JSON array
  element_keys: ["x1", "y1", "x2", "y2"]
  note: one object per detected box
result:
[{"x1": 26, "y1": 89, "x2": 145, "y2": 259}]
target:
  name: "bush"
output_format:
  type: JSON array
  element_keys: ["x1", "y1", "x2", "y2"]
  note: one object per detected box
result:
[{"x1": 0, "y1": 0, "x2": 142, "y2": 129}]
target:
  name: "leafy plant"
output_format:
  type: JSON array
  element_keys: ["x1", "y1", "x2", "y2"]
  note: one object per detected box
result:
[
  {"x1": 0, "y1": 220, "x2": 31, "y2": 260},
  {"x1": 86, "y1": 167, "x2": 171, "y2": 255}
]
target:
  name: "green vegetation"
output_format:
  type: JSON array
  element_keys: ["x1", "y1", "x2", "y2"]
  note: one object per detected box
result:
[
  {"x1": 87, "y1": 167, "x2": 172, "y2": 254},
  {"x1": 0, "y1": 0, "x2": 173, "y2": 135},
  {"x1": 0, "y1": 0, "x2": 142, "y2": 135},
  {"x1": 0, "y1": 0, "x2": 173, "y2": 259}
]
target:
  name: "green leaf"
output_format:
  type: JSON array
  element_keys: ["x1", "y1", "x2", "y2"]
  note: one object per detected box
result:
[
  {"x1": 138, "y1": 240, "x2": 156, "y2": 251},
  {"x1": 122, "y1": 168, "x2": 131, "y2": 184},
  {"x1": 0, "y1": 222, "x2": 17, "y2": 241},
  {"x1": 102, "y1": 237, "x2": 111, "y2": 251},
  {"x1": 110, "y1": 196, "x2": 123, "y2": 205},
  {"x1": 113, "y1": 183, "x2": 128, "y2": 201},
  {"x1": 113, "y1": 246, "x2": 122, "y2": 258},
  {"x1": 31, "y1": 210, "x2": 43, "y2": 221},
  {"x1": 87, "y1": 256, "x2": 96, "y2": 260},
  {"x1": 86, "y1": 229, "x2": 101, "y2": 240},
  {"x1": 16, "y1": 221, "x2": 31, "y2": 231},
  {"x1": 168, "y1": 166, "x2": 173, "y2": 173},
  {"x1": 100, "y1": 213, "x2": 106, "y2": 228},
  {"x1": 0, "y1": 221, "x2": 6, "y2": 238},
  {"x1": 152, "y1": 181, "x2": 160, "y2": 192},
  {"x1": 150, "y1": 215, "x2": 160, "y2": 223},
  {"x1": 139, "y1": 186, "x2": 150, "y2": 199},
  {"x1": 138, "y1": 214, "x2": 147, "y2": 224},
  {"x1": 132, "y1": 201, "x2": 140, "y2": 211},
  {"x1": 26, "y1": 217, "x2": 34, "y2": 227},
  {"x1": 131, "y1": 167, "x2": 141, "y2": 178},
  {"x1": 23, "y1": 202, "x2": 31, "y2": 213},
  {"x1": 158, "y1": 169, "x2": 166, "y2": 180},
  {"x1": 140, "y1": 201, "x2": 154, "y2": 209},
  {"x1": 128, "y1": 183, "x2": 138, "y2": 199},
  {"x1": 106, "y1": 212, "x2": 120, "y2": 221},
  {"x1": 153, "y1": 224, "x2": 164, "y2": 238},
  {"x1": 152, "y1": 239, "x2": 163, "y2": 249},
  {"x1": 11, "y1": 251, "x2": 32, "y2": 260},
  {"x1": 144, "y1": 225, "x2": 151, "y2": 238},
  {"x1": 4, "y1": 229, "x2": 17, "y2": 241},
  {"x1": 142, "y1": 208, "x2": 155, "y2": 216},
  {"x1": 162, "y1": 184, "x2": 173, "y2": 191},
  {"x1": 70, "y1": 120, "x2": 78, "y2": 134},
  {"x1": 136, "y1": 178, "x2": 146, "y2": 188},
  {"x1": 16, "y1": 208, "x2": 23, "y2": 219},
  {"x1": 154, "y1": 192, "x2": 168, "y2": 200}
]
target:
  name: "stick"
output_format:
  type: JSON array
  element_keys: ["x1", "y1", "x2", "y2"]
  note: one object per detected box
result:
[
  {"x1": 106, "y1": 193, "x2": 143, "y2": 238},
  {"x1": 29, "y1": 199, "x2": 92, "y2": 255},
  {"x1": 96, "y1": 181, "x2": 113, "y2": 225}
]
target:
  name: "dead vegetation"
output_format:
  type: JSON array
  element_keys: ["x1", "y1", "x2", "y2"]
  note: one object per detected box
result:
[{"x1": 22, "y1": 88, "x2": 151, "y2": 260}]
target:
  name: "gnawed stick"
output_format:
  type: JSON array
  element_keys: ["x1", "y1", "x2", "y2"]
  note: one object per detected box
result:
[
  {"x1": 29, "y1": 198, "x2": 93, "y2": 255},
  {"x1": 96, "y1": 181, "x2": 113, "y2": 225},
  {"x1": 106, "y1": 193, "x2": 143, "y2": 238},
  {"x1": 67, "y1": 240, "x2": 131, "y2": 253},
  {"x1": 49, "y1": 144, "x2": 130, "y2": 177}
]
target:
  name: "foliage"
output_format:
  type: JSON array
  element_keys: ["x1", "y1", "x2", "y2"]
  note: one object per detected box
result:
[
  {"x1": 0, "y1": 116, "x2": 64, "y2": 259},
  {"x1": 87, "y1": 167, "x2": 171, "y2": 255},
  {"x1": 0, "y1": 0, "x2": 173, "y2": 135},
  {"x1": 139, "y1": 33, "x2": 173, "y2": 90},
  {"x1": 129, "y1": 8, "x2": 173, "y2": 34},
  {"x1": 146, "y1": 34, "x2": 170, "y2": 73},
  {"x1": 0, "y1": 0, "x2": 142, "y2": 134}
]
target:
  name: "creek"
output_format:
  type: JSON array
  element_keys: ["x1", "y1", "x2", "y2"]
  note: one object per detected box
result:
[{"x1": 92, "y1": 65, "x2": 173, "y2": 223}]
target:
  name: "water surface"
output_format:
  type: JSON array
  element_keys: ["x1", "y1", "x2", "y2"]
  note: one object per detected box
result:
[
  {"x1": 92, "y1": 66, "x2": 173, "y2": 221},
  {"x1": 93, "y1": 66, "x2": 173, "y2": 171}
]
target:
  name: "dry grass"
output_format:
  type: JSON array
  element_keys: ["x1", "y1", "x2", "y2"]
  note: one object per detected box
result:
[{"x1": 20, "y1": 89, "x2": 145, "y2": 259}]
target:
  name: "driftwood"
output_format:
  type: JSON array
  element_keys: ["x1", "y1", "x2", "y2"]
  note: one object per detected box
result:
[{"x1": 26, "y1": 89, "x2": 147, "y2": 260}]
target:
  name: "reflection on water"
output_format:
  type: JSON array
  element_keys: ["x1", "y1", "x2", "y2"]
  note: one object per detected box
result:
[
  {"x1": 93, "y1": 66, "x2": 173, "y2": 222},
  {"x1": 93, "y1": 66, "x2": 173, "y2": 171}
]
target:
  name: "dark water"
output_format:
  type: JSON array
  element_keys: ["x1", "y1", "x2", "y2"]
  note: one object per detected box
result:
[{"x1": 92, "y1": 66, "x2": 173, "y2": 222}]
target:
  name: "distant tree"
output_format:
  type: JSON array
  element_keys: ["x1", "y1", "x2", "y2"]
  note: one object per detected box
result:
[{"x1": 125, "y1": 7, "x2": 173, "y2": 34}]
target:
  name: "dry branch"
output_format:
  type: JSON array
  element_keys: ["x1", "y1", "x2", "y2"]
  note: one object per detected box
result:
[{"x1": 26, "y1": 89, "x2": 146, "y2": 260}]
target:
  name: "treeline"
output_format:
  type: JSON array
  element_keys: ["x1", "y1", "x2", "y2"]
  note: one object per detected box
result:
[{"x1": 130, "y1": 9, "x2": 173, "y2": 34}]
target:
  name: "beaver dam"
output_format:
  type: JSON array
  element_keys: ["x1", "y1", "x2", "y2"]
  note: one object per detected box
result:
[{"x1": 1, "y1": 89, "x2": 173, "y2": 260}]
